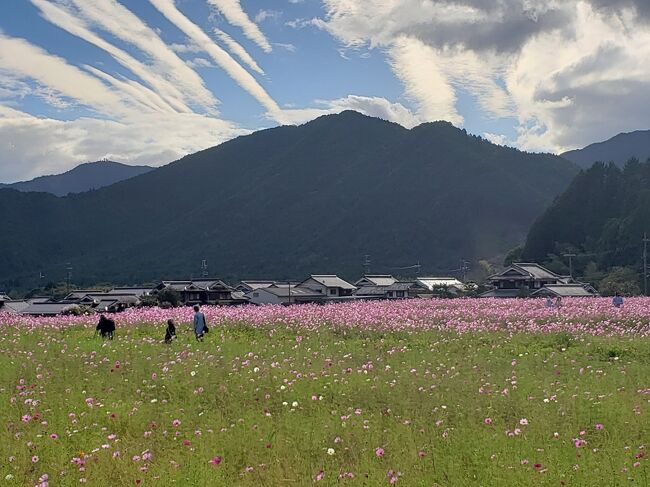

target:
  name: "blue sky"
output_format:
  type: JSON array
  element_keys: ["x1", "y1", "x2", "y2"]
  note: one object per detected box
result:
[{"x1": 1, "y1": 0, "x2": 649, "y2": 181}]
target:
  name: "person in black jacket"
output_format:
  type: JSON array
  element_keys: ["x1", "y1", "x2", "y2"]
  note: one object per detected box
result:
[
  {"x1": 164, "y1": 319, "x2": 177, "y2": 344},
  {"x1": 96, "y1": 314, "x2": 116, "y2": 340}
]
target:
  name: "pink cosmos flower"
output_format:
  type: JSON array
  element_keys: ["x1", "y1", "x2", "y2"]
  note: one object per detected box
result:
[
  {"x1": 484, "y1": 418, "x2": 492, "y2": 425},
  {"x1": 375, "y1": 447, "x2": 385, "y2": 457},
  {"x1": 32, "y1": 456, "x2": 39, "y2": 463},
  {"x1": 172, "y1": 419, "x2": 181, "y2": 427},
  {"x1": 519, "y1": 418, "x2": 528, "y2": 426},
  {"x1": 50, "y1": 433, "x2": 58, "y2": 439},
  {"x1": 315, "y1": 470, "x2": 325, "y2": 481},
  {"x1": 209, "y1": 456, "x2": 222, "y2": 466},
  {"x1": 595, "y1": 423, "x2": 604, "y2": 430}
]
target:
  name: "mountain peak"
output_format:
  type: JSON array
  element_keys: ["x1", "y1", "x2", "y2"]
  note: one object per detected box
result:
[
  {"x1": 561, "y1": 130, "x2": 650, "y2": 169},
  {"x1": 0, "y1": 160, "x2": 153, "y2": 196}
]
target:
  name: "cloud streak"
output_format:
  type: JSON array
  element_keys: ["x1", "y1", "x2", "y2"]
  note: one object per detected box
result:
[
  {"x1": 206, "y1": 0, "x2": 272, "y2": 52},
  {"x1": 66, "y1": 0, "x2": 219, "y2": 112},
  {"x1": 149, "y1": 0, "x2": 284, "y2": 121},
  {"x1": 30, "y1": 0, "x2": 192, "y2": 114},
  {"x1": 214, "y1": 28, "x2": 264, "y2": 74}
]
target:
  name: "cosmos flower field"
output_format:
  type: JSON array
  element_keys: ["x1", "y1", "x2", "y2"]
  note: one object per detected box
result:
[{"x1": 2, "y1": 298, "x2": 649, "y2": 486}]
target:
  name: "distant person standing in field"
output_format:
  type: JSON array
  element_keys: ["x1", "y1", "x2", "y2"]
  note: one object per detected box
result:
[
  {"x1": 555, "y1": 296, "x2": 562, "y2": 309},
  {"x1": 193, "y1": 305, "x2": 208, "y2": 342},
  {"x1": 96, "y1": 314, "x2": 115, "y2": 340},
  {"x1": 613, "y1": 293, "x2": 624, "y2": 308},
  {"x1": 545, "y1": 297, "x2": 554, "y2": 308}
]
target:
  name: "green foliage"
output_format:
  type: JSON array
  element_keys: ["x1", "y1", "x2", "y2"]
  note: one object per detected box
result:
[
  {"x1": 598, "y1": 267, "x2": 642, "y2": 296},
  {"x1": 516, "y1": 287, "x2": 531, "y2": 298},
  {"x1": 1, "y1": 324, "x2": 649, "y2": 485},
  {"x1": 156, "y1": 288, "x2": 181, "y2": 307},
  {"x1": 504, "y1": 246, "x2": 523, "y2": 266},
  {"x1": 0, "y1": 112, "x2": 578, "y2": 291},
  {"x1": 524, "y1": 159, "x2": 650, "y2": 282}
]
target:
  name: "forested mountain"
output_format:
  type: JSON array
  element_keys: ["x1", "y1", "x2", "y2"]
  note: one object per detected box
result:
[
  {"x1": 0, "y1": 111, "x2": 578, "y2": 291},
  {"x1": 0, "y1": 161, "x2": 152, "y2": 196},
  {"x1": 561, "y1": 130, "x2": 650, "y2": 169},
  {"x1": 523, "y1": 159, "x2": 650, "y2": 292}
]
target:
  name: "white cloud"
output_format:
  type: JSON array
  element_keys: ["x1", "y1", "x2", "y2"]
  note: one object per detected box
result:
[
  {"x1": 254, "y1": 10, "x2": 283, "y2": 23},
  {"x1": 206, "y1": 0, "x2": 273, "y2": 52},
  {"x1": 30, "y1": 0, "x2": 193, "y2": 114},
  {"x1": 277, "y1": 94, "x2": 423, "y2": 128},
  {"x1": 214, "y1": 28, "x2": 264, "y2": 74},
  {"x1": 0, "y1": 107, "x2": 247, "y2": 182},
  {"x1": 321, "y1": 0, "x2": 650, "y2": 152},
  {"x1": 0, "y1": 34, "x2": 142, "y2": 117},
  {"x1": 66, "y1": 0, "x2": 219, "y2": 111},
  {"x1": 149, "y1": 0, "x2": 285, "y2": 121},
  {"x1": 285, "y1": 17, "x2": 327, "y2": 30},
  {"x1": 484, "y1": 132, "x2": 509, "y2": 146},
  {"x1": 389, "y1": 36, "x2": 463, "y2": 125}
]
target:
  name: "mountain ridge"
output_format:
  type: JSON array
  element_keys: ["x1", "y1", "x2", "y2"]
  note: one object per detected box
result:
[
  {"x1": 0, "y1": 111, "x2": 579, "y2": 291},
  {"x1": 0, "y1": 160, "x2": 153, "y2": 196},
  {"x1": 561, "y1": 130, "x2": 650, "y2": 169}
]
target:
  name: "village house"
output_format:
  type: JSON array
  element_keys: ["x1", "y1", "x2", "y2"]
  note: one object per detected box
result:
[
  {"x1": 235, "y1": 280, "x2": 277, "y2": 293},
  {"x1": 355, "y1": 281, "x2": 418, "y2": 300},
  {"x1": 296, "y1": 275, "x2": 357, "y2": 298},
  {"x1": 481, "y1": 263, "x2": 598, "y2": 298},
  {"x1": 245, "y1": 284, "x2": 324, "y2": 305},
  {"x1": 354, "y1": 275, "x2": 397, "y2": 287},
  {"x1": 156, "y1": 279, "x2": 247, "y2": 306},
  {"x1": 415, "y1": 277, "x2": 467, "y2": 296},
  {"x1": 531, "y1": 284, "x2": 600, "y2": 298}
]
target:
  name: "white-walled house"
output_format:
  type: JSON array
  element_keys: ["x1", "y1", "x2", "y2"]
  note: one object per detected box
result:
[
  {"x1": 246, "y1": 285, "x2": 324, "y2": 305},
  {"x1": 296, "y1": 275, "x2": 357, "y2": 298}
]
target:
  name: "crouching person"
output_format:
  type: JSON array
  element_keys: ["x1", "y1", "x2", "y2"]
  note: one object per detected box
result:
[
  {"x1": 96, "y1": 314, "x2": 116, "y2": 340},
  {"x1": 164, "y1": 319, "x2": 177, "y2": 344}
]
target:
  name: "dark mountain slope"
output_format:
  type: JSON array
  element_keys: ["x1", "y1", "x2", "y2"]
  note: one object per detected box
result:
[
  {"x1": 523, "y1": 159, "x2": 650, "y2": 275},
  {"x1": 0, "y1": 111, "x2": 578, "y2": 289},
  {"x1": 561, "y1": 130, "x2": 650, "y2": 169},
  {"x1": 0, "y1": 160, "x2": 153, "y2": 196}
]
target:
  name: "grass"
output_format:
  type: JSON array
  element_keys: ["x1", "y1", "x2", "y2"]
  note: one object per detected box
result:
[{"x1": 1, "y1": 321, "x2": 649, "y2": 486}]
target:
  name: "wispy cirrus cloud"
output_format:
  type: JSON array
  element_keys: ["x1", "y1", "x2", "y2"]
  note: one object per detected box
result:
[
  {"x1": 214, "y1": 28, "x2": 264, "y2": 74},
  {"x1": 0, "y1": 34, "x2": 142, "y2": 117},
  {"x1": 206, "y1": 0, "x2": 272, "y2": 52},
  {"x1": 149, "y1": 0, "x2": 284, "y2": 121},
  {"x1": 30, "y1": 0, "x2": 192, "y2": 114},
  {"x1": 65, "y1": 0, "x2": 219, "y2": 112}
]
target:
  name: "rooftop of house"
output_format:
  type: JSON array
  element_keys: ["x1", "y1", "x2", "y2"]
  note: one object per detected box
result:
[
  {"x1": 490, "y1": 263, "x2": 568, "y2": 281},
  {"x1": 238, "y1": 280, "x2": 277, "y2": 290},
  {"x1": 416, "y1": 277, "x2": 465, "y2": 291},
  {"x1": 305, "y1": 275, "x2": 357, "y2": 290},
  {"x1": 254, "y1": 285, "x2": 323, "y2": 298},
  {"x1": 21, "y1": 302, "x2": 77, "y2": 315},
  {"x1": 3, "y1": 301, "x2": 29, "y2": 313},
  {"x1": 532, "y1": 284, "x2": 599, "y2": 297},
  {"x1": 355, "y1": 275, "x2": 397, "y2": 286}
]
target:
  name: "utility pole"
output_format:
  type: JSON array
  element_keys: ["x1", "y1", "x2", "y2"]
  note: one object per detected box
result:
[
  {"x1": 363, "y1": 255, "x2": 371, "y2": 275},
  {"x1": 65, "y1": 263, "x2": 72, "y2": 295},
  {"x1": 460, "y1": 259, "x2": 470, "y2": 282},
  {"x1": 643, "y1": 232, "x2": 650, "y2": 296},
  {"x1": 564, "y1": 253, "x2": 576, "y2": 281}
]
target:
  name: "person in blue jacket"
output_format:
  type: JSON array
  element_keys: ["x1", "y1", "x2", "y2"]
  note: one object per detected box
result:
[{"x1": 193, "y1": 305, "x2": 208, "y2": 341}]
